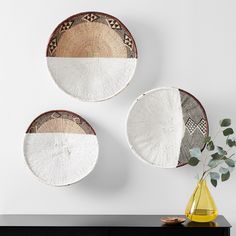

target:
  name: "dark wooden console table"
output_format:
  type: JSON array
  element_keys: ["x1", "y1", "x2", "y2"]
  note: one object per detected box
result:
[{"x1": 0, "y1": 215, "x2": 231, "y2": 236}]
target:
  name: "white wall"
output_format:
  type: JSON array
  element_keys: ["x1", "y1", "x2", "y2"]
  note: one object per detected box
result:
[{"x1": 0, "y1": 0, "x2": 236, "y2": 232}]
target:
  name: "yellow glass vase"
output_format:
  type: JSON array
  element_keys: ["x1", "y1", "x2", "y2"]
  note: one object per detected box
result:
[{"x1": 185, "y1": 179, "x2": 218, "y2": 222}]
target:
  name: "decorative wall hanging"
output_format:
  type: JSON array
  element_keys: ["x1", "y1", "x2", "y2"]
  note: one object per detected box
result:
[
  {"x1": 23, "y1": 110, "x2": 99, "y2": 186},
  {"x1": 126, "y1": 87, "x2": 208, "y2": 168},
  {"x1": 47, "y1": 12, "x2": 138, "y2": 102}
]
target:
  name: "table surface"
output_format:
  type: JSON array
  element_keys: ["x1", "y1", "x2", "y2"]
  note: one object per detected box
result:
[{"x1": 0, "y1": 215, "x2": 231, "y2": 228}]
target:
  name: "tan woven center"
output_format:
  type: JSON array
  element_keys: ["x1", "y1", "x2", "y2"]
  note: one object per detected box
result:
[
  {"x1": 55, "y1": 22, "x2": 128, "y2": 58},
  {"x1": 36, "y1": 118, "x2": 86, "y2": 134}
]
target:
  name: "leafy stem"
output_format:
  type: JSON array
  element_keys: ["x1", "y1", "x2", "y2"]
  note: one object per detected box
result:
[{"x1": 188, "y1": 118, "x2": 235, "y2": 187}]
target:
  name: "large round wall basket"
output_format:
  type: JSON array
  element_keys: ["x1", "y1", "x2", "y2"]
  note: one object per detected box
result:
[
  {"x1": 23, "y1": 110, "x2": 99, "y2": 186},
  {"x1": 127, "y1": 87, "x2": 208, "y2": 168},
  {"x1": 47, "y1": 12, "x2": 138, "y2": 102}
]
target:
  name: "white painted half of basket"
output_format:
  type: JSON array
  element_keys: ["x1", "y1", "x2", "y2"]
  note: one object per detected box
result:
[
  {"x1": 126, "y1": 87, "x2": 208, "y2": 168},
  {"x1": 47, "y1": 57, "x2": 136, "y2": 102},
  {"x1": 24, "y1": 133, "x2": 98, "y2": 186}
]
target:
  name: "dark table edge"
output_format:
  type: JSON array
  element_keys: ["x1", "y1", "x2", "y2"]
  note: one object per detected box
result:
[{"x1": 0, "y1": 214, "x2": 231, "y2": 228}]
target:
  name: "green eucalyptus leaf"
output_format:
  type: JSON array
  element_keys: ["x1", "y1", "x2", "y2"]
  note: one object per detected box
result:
[
  {"x1": 226, "y1": 138, "x2": 236, "y2": 147},
  {"x1": 223, "y1": 128, "x2": 234, "y2": 136},
  {"x1": 219, "y1": 167, "x2": 228, "y2": 174},
  {"x1": 188, "y1": 157, "x2": 200, "y2": 166},
  {"x1": 208, "y1": 159, "x2": 223, "y2": 168},
  {"x1": 216, "y1": 146, "x2": 227, "y2": 155},
  {"x1": 210, "y1": 172, "x2": 220, "y2": 180},
  {"x1": 220, "y1": 119, "x2": 231, "y2": 127},
  {"x1": 211, "y1": 179, "x2": 217, "y2": 187},
  {"x1": 225, "y1": 158, "x2": 235, "y2": 167},
  {"x1": 211, "y1": 152, "x2": 222, "y2": 160},
  {"x1": 221, "y1": 171, "x2": 230, "y2": 182},
  {"x1": 189, "y1": 148, "x2": 201, "y2": 158},
  {"x1": 204, "y1": 136, "x2": 211, "y2": 143},
  {"x1": 207, "y1": 141, "x2": 215, "y2": 151}
]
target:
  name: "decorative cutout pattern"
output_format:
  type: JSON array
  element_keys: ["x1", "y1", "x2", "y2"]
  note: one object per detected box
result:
[
  {"x1": 107, "y1": 19, "x2": 121, "y2": 29},
  {"x1": 124, "y1": 34, "x2": 133, "y2": 50},
  {"x1": 198, "y1": 118, "x2": 208, "y2": 135},
  {"x1": 48, "y1": 38, "x2": 57, "y2": 55},
  {"x1": 60, "y1": 21, "x2": 74, "y2": 32},
  {"x1": 186, "y1": 118, "x2": 207, "y2": 135},
  {"x1": 83, "y1": 13, "x2": 99, "y2": 22}
]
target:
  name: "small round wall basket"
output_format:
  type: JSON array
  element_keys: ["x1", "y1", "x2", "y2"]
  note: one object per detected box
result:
[
  {"x1": 127, "y1": 87, "x2": 208, "y2": 168},
  {"x1": 47, "y1": 11, "x2": 138, "y2": 102},
  {"x1": 23, "y1": 110, "x2": 99, "y2": 186}
]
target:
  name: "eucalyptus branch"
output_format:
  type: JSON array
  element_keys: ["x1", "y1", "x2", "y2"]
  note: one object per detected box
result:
[{"x1": 188, "y1": 118, "x2": 235, "y2": 187}]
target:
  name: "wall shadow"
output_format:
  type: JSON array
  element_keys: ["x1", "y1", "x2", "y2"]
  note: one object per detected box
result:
[{"x1": 74, "y1": 121, "x2": 131, "y2": 194}]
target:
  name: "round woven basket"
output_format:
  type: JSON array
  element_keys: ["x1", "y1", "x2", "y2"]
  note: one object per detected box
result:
[
  {"x1": 127, "y1": 87, "x2": 208, "y2": 168},
  {"x1": 24, "y1": 110, "x2": 99, "y2": 186},
  {"x1": 47, "y1": 12, "x2": 138, "y2": 102}
]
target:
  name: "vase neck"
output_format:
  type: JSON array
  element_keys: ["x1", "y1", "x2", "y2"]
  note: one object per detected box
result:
[{"x1": 198, "y1": 179, "x2": 207, "y2": 186}]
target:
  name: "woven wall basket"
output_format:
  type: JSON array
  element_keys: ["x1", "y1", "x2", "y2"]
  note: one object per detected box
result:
[
  {"x1": 23, "y1": 110, "x2": 99, "y2": 186},
  {"x1": 47, "y1": 12, "x2": 138, "y2": 102},
  {"x1": 127, "y1": 87, "x2": 208, "y2": 168}
]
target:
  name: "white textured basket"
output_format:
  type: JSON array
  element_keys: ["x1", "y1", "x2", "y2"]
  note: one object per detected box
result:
[
  {"x1": 23, "y1": 110, "x2": 99, "y2": 186},
  {"x1": 46, "y1": 12, "x2": 138, "y2": 102},
  {"x1": 126, "y1": 87, "x2": 208, "y2": 168}
]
